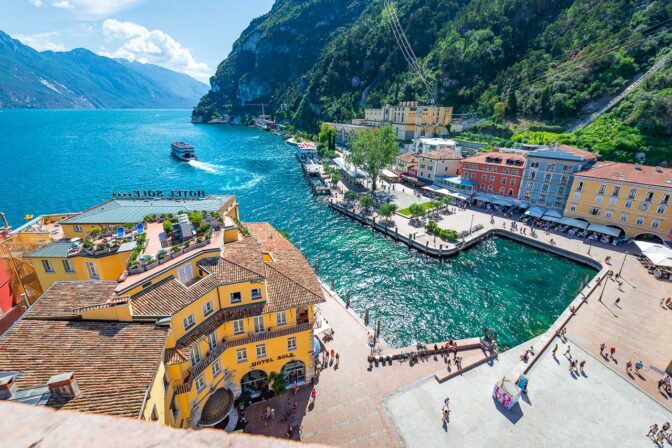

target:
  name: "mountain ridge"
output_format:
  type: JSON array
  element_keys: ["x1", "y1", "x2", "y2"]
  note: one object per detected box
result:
[{"x1": 0, "y1": 30, "x2": 208, "y2": 109}]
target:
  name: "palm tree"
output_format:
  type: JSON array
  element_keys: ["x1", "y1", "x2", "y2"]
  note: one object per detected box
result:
[{"x1": 269, "y1": 371, "x2": 286, "y2": 396}]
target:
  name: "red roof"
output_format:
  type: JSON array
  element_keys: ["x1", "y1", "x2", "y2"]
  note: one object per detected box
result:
[
  {"x1": 461, "y1": 152, "x2": 526, "y2": 165},
  {"x1": 574, "y1": 162, "x2": 672, "y2": 188},
  {"x1": 557, "y1": 144, "x2": 598, "y2": 161}
]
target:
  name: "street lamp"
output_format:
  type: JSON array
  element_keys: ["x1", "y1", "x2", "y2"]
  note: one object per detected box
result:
[
  {"x1": 598, "y1": 272, "x2": 609, "y2": 302},
  {"x1": 618, "y1": 251, "x2": 629, "y2": 276},
  {"x1": 469, "y1": 214, "x2": 474, "y2": 236}
]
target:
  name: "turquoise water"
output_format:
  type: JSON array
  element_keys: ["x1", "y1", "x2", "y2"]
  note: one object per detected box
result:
[{"x1": 0, "y1": 109, "x2": 595, "y2": 349}]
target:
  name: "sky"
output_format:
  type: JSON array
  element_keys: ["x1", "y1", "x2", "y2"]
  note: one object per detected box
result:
[{"x1": 1, "y1": 0, "x2": 276, "y2": 83}]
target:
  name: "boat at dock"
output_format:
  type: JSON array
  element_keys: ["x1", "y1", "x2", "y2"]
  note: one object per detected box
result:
[{"x1": 170, "y1": 142, "x2": 197, "y2": 161}]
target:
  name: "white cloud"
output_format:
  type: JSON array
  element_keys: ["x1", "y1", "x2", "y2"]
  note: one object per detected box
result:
[
  {"x1": 29, "y1": 0, "x2": 43, "y2": 7},
  {"x1": 100, "y1": 19, "x2": 211, "y2": 82},
  {"x1": 51, "y1": 0, "x2": 72, "y2": 8},
  {"x1": 15, "y1": 32, "x2": 66, "y2": 51}
]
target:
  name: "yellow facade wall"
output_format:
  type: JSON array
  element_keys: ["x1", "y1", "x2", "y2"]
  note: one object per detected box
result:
[
  {"x1": 142, "y1": 360, "x2": 168, "y2": 423},
  {"x1": 564, "y1": 177, "x2": 672, "y2": 241}
]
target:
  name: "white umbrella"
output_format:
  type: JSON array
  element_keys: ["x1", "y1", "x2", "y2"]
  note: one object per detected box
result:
[
  {"x1": 635, "y1": 240, "x2": 672, "y2": 255},
  {"x1": 644, "y1": 252, "x2": 672, "y2": 268}
]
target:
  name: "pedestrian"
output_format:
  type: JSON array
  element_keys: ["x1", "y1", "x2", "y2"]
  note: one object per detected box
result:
[
  {"x1": 656, "y1": 431, "x2": 665, "y2": 446},
  {"x1": 291, "y1": 400, "x2": 297, "y2": 415},
  {"x1": 335, "y1": 352, "x2": 340, "y2": 367},
  {"x1": 610, "y1": 346, "x2": 616, "y2": 359},
  {"x1": 662, "y1": 421, "x2": 670, "y2": 432},
  {"x1": 311, "y1": 389, "x2": 317, "y2": 403},
  {"x1": 579, "y1": 360, "x2": 586, "y2": 373},
  {"x1": 442, "y1": 408, "x2": 450, "y2": 425},
  {"x1": 330, "y1": 349, "x2": 334, "y2": 359},
  {"x1": 564, "y1": 346, "x2": 571, "y2": 359},
  {"x1": 648, "y1": 423, "x2": 659, "y2": 438},
  {"x1": 614, "y1": 297, "x2": 621, "y2": 307},
  {"x1": 626, "y1": 360, "x2": 633, "y2": 372},
  {"x1": 552, "y1": 344, "x2": 558, "y2": 357},
  {"x1": 600, "y1": 342, "x2": 606, "y2": 355},
  {"x1": 444, "y1": 397, "x2": 450, "y2": 408},
  {"x1": 636, "y1": 360, "x2": 643, "y2": 374},
  {"x1": 270, "y1": 407, "x2": 276, "y2": 421}
]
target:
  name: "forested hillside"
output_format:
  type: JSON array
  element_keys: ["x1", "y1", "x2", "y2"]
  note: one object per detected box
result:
[{"x1": 193, "y1": 0, "x2": 672, "y2": 164}]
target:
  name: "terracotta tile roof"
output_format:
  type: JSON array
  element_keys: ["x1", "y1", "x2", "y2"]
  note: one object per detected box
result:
[
  {"x1": 24, "y1": 281, "x2": 119, "y2": 320},
  {"x1": 0, "y1": 318, "x2": 168, "y2": 418},
  {"x1": 221, "y1": 237, "x2": 266, "y2": 277},
  {"x1": 418, "y1": 150, "x2": 462, "y2": 161},
  {"x1": 556, "y1": 144, "x2": 598, "y2": 161},
  {"x1": 397, "y1": 152, "x2": 418, "y2": 163},
  {"x1": 461, "y1": 152, "x2": 526, "y2": 165},
  {"x1": 574, "y1": 162, "x2": 672, "y2": 188}
]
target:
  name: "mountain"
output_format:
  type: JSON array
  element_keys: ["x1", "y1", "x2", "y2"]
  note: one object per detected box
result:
[
  {"x1": 193, "y1": 0, "x2": 672, "y2": 164},
  {"x1": 0, "y1": 30, "x2": 208, "y2": 109}
]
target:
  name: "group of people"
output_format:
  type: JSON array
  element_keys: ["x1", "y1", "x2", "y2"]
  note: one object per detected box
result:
[
  {"x1": 551, "y1": 343, "x2": 588, "y2": 376},
  {"x1": 647, "y1": 421, "x2": 671, "y2": 446},
  {"x1": 319, "y1": 349, "x2": 340, "y2": 370},
  {"x1": 658, "y1": 374, "x2": 672, "y2": 397},
  {"x1": 599, "y1": 342, "x2": 617, "y2": 361},
  {"x1": 441, "y1": 397, "x2": 451, "y2": 429},
  {"x1": 660, "y1": 297, "x2": 672, "y2": 310}
]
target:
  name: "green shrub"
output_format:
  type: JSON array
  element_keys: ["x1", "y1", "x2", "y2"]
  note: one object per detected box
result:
[
  {"x1": 425, "y1": 221, "x2": 458, "y2": 241},
  {"x1": 163, "y1": 220, "x2": 173, "y2": 234}
]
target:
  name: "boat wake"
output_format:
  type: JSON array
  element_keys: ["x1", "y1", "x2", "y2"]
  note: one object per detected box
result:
[{"x1": 188, "y1": 160, "x2": 224, "y2": 174}]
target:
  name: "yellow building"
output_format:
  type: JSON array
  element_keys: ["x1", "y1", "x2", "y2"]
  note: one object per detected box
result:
[
  {"x1": 564, "y1": 162, "x2": 672, "y2": 243},
  {"x1": 0, "y1": 197, "x2": 324, "y2": 431},
  {"x1": 353, "y1": 101, "x2": 453, "y2": 140}
]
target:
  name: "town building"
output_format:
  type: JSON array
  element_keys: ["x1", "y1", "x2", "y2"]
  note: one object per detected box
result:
[
  {"x1": 416, "y1": 150, "x2": 462, "y2": 183},
  {"x1": 394, "y1": 152, "x2": 419, "y2": 177},
  {"x1": 519, "y1": 145, "x2": 598, "y2": 210},
  {"x1": 460, "y1": 152, "x2": 526, "y2": 198},
  {"x1": 352, "y1": 101, "x2": 453, "y2": 140},
  {"x1": 323, "y1": 122, "x2": 368, "y2": 146},
  {"x1": 564, "y1": 162, "x2": 672, "y2": 242},
  {"x1": 413, "y1": 138, "x2": 458, "y2": 154},
  {"x1": 0, "y1": 197, "x2": 324, "y2": 430}
]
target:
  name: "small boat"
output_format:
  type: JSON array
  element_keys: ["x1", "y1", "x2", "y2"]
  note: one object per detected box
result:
[
  {"x1": 24, "y1": 214, "x2": 34, "y2": 220},
  {"x1": 171, "y1": 142, "x2": 197, "y2": 161}
]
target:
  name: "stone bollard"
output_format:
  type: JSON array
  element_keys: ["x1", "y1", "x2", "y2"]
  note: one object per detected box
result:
[{"x1": 346, "y1": 294, "x2": 351, "y2": 309}]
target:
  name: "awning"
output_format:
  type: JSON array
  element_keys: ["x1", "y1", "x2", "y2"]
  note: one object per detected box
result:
[
  {"x1": 644, "y1": 252, "x2": 672, "y2": 268},
  {"x1": 558, "y1": 217, "x2": 589, "y2": 229},
  {"x1": 381, "y1": 169, "x2": 400, "y2": 179},
  {"x1": 525, "y1": 207, "x2": 546, "y2": 218},
  {"x1": 543, "y1": 209, "x2": 563, "y2": 219},
  {"x1": 541, "y1": 215, "x2": 562, "y2": 223},
  {"x1": 587, "y1": 223, "x2": 622, "y2": 238},
  {"x1": 422, "y1": 184, "x2": 443, "y2": 193},
  {"x1": 634, "y1": 241, "x2": 671, "y2": 254},
  {"x1": 334, "y1": 157, "x2": 366, "y2": 179},
  {"x1": 473, "y1": 193, "x2": 514, "y2": 207},
  {"x1": 447, "y1": 191, "x2": 470, "y2": 201}
]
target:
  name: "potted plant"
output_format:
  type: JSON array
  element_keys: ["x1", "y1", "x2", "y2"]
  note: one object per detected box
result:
[
  {"x1": 143, "y1": 255, "x2": 158, "y2": 270},
  {"x1": 127, "y1": 260, "x2": 143, "y2": 275},
  {"x1": 157, "y1": 250, "x2": 168, "y2": 264}
]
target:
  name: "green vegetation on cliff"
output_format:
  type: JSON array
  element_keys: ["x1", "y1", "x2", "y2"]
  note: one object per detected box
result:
[{"x1": 194, "y1": 0, "x2": 672, "y2": 164}]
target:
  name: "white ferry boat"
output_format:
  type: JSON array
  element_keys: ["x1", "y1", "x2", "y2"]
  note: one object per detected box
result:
[{"x1": 170, "y1": 142, "x2": 197, "y2": 161}]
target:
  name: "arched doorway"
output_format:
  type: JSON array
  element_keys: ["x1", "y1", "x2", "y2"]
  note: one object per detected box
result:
[
  {"x1": 635, "y1": 233, "x2": 665, "y2": 244},
  {"x1": 281, "y1": 360, "x2": 306, "y2": 386},
  {"x1": 240, "y1": 370, "x2": 268, "y2": 398},
  {"x1": 606, "y1": 225, "x2": 626, "y2": 238}
]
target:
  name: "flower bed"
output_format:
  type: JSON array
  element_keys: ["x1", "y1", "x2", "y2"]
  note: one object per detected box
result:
[{"x1": 425, "y1": 220, "x2": 458, "y2": 241}]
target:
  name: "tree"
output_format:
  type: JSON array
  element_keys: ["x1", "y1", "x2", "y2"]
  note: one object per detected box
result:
[
  {"x1": 347, "y1": 126, "x2": 399, "y2": 193},
  {"x1": 441, "y1": 195, "x2": 453, "y2": 207},
  {"x1": 506, "y1": 89, "x2": 518, "y2": 117},
  {"x1": 344, "y1": 190, "x2": 358, "y2": 203},
  {"x1": 408, "y1": 203, "x2": 426, "y2": 220},
  {"x1": 269, "y1": 371, "x2": 286, "y2": 396},
  {"x1": 359, "y1": 195, "x2": 374, "y2": 213},
  {"x1": 331, "y1": 171, "x2": 342, "y2": 185},
  {"x1": 379, "y1": 203, "x2": 398, "y2": 220},
  {"x1": 318, "y1": 123, "x2": 337, "y2": 155}
]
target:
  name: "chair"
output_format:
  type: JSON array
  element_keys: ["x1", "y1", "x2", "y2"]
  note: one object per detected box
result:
[
  {"x1": 116, "y1": 227, "x2": 124, "y2": 239},
  {"x1": 136, "y1": 223, "x2": 145, "y2": 234}
]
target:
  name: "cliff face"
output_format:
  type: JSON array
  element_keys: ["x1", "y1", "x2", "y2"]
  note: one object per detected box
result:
[
  {"x1": 193, "y1": 0, "x2": 672, "y2": 163},
  {"x1": 193, "y1": 0, "x2": 369, "y2": 121}
]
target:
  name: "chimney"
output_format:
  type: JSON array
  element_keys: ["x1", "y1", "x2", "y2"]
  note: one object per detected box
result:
[
  {"x1": 634, "y1": 163, "x2": 642, "y2": 170},
  {"x1": 47, "y1": 372, "x2": 81, "y2": 399},
  {"x1": 0, "y1": 374, "x2": 18, "y2": 400},
  {"x1": 655, "y1": 166, "x2": 663, "y2": 173}
]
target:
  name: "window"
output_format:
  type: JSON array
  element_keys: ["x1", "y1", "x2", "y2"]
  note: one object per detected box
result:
[
  {"x1": 253, "y1": 316, "x2": 265, "y2": 333},
  {"x1": 511, "y1": 179, "x2": 516, "y2": 186},
  {"x1": 609, "y1": 197, "x2": 618, "y2": 205},
  {"x1": 86, "y1": 262, "x2": 99, "y2": 280},
  {"x1": 544, "y1": 173, "x2": 552, "y2": 182},
  {"x1": 605, "y1": 210, "x2": 614, "y2": 218},
  {"x1": 73, "y1": 225, "x2": 83, "y2": 233},
  {"x1": 530, "y1": 162, "x2": 539, "y2": 168},
  {"x1": 590, "y1": 208, "x2": 601, "y2": 216},
  {"x1": 503, "y1": 168, "x2": 509, "y2": 174},
  {"x1": 542, "y1": 184, "x2": 549, "y2": 192},
  {"x1": 558, "y1": 186, "x2": 565, "y2": 195},
  {"x1": 488, "y1": 185, "x2": 493, "y2": 192},
  {"x1": 276, "y1": 311, "x2": 287, "y2": 326},
  {"x1": 62, "y1": 259, "x2": 74, "y2": 273},
  {"x1": 652, "y1": 220, "x2": 661, "y2": 229},
  {"x1": 628, "y1": 189, "x2": 637, "y2": 199},
  {"x1": 657, "y1": 205, "x2": 667, "y2": 214},
  {"x1": 499, "y1": 187, "x2": 504, "y2": 194},
  {"x1": 576, "y1": 182, "x2": 583, "y2": 192},
  {"x1": 207, "y1": 332, "x2": 217, "y2": 351},
  {"x1": 573, "y1": 192, "x2": 581, "y2": 200},
  {"x1": 230, "y1": 292, "x2": 242, "y2": 304},
  {"x1": 236, "y1": 348, "x2": 247, "y2": 363},
  {"x1": 183, "y1": 313, "x2": 195, "y2": 331},
  {"x1": 202, "y1": 300, "x2": 214, "y2": 317},
  {"x1": 640, "y1": 203, "x2": 650, "y2": 212},
  {"x1": 620, "y1": 214, "x2": 629, "y2": 222},
  {"x1": 256, "y1": 343, "x2": 267, "y2": 359},
  {"x1": 595, "y1": 195, "x2": 603, "y2": 204},
  {"x1": 470, "y1": 173, "x2": 476, "y2": 180},
  {"x1": 212, "y1": 360, "x2": 222, "y2": 377},
  {"x1": 539, "y1": 194, "x2": 546, "y2": 203},
  {"x1": 598, "y1": 184, "x2": 606, "y2": 195},
  {"x1": 524, "y1": 191, "x2": 531, "y2": 200},
  {"x1": 560, "y1": 176, "x2": 568, "y2": 184},
  {"x1": 512, "y1": 170, "x2": 518, "y2": 176},
  {"x1": 612, "y1": 186, "x2": 620, "y2": 197},
  {"x1": 233, "y1": 319, "x2": 244, "y2": 335},
  {"x1": 489, "y1": 175, "x2": 495, "y2": 182},
  {"x1": 502, "y1": 177, "x2": 507, "y2": 185},
  {"x1": 42, "y1": 259, "x2": 54, "y2": 273},
  {"x1": 662, "y1": 194, "x2": 670, "y2": 205},
  {"x1": 481, "y1": 174, "x2": 487, "y2": 181},
  {"x1": 645, "y1": 191, "x2": 654, "y2": 202},
  {"x1": 287, "y1": 337, "x2": 297, "y2": 351},
  {"x1": 554, "y1": 197, "x2": 563, "y2": 206},
  {"x1": 570, "y1": 203, "x2": 577, "y2": 212},
  {"x1": 251, "y1": 288, "x2": 262, "y2": 300},
  {"x1": 177, "y1": 263, "x2": 194, "y2": 285},
  {"x1": 636, "y1": 216, "x2": 645, "y2": 225},
  {"x1": 529, "y1": 171, "x2": 536, "y2": 180},
  {"x1": 190, "y1": 346, "x2": 201, "y2": 366},
  {"x1": 195, "y1": 375, "x2": 205, "y2": 391},
  {"x1": 625, "y1": 200, "x2": 632, "y2": 209},
  {"x1": 508, "y1": 189, "x2": 514, "y2": 196}
]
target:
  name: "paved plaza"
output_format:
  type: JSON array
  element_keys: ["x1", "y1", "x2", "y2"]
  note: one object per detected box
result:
[{"x1": 384, "y1": 341, "x2": 671, "y2": 448}]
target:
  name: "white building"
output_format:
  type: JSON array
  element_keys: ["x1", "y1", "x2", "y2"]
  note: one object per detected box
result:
[
  {"x1": 417, "y1": 150, "x2": 463, "y2": 182},
  {"x1": 414, "y1": 138, "x2": 459, "y2": 155}
]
